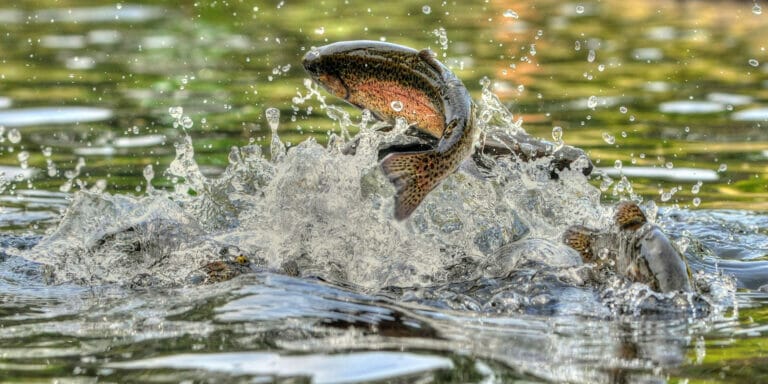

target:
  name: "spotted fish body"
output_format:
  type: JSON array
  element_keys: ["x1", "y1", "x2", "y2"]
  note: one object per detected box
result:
[
  {"x1": 302, "y1": 40, "x2": 476, "y2": 220},
  {"x1": 563, "y1": 202, "x2": 694, "y2": 293}
]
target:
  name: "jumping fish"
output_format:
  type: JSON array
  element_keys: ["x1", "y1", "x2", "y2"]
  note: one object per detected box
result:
[{"x1": 302, "y1": 40, "x2": 476, "y2": 220}]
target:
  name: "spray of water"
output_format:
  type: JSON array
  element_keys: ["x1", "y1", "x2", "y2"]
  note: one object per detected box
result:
[{"x1": 19, "y1": 80, "x2": 732, "y2": 316}]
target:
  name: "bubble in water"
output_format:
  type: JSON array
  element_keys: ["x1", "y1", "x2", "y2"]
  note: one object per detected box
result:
[
  {"x1": 665, "y1": 162, "x2": 673, "y2": 169},
  {"x1": 587, "y1": 49, "x2": 596, "y2": 63},
  {"x1": 181, "y1": 116, "x2": 194, "y2": 129},
  {"x1": 503, "y1": 9, "x2": 519, "y2": 19},
  {"x1": 602, "y1": 132, "x2": 615, "y2": 144},
  {"x1": 749, "y1": 59, "x2": 760, "y2": 67},
  {"x1": 422, "y1": 5, "x2": 431, "y2": 14},
  {"x1": 718, "y1": 163, "x2": 727, "y2": 172},
  {"x1": 42, "y1": 146, "x2": 53, "y2": 157},
  {"x1": 692, "y1": 197, "x2": 701, "y2": 207},
  {"x1": 576, "y1": 5, "x2": 585, "y2": 14},
  {"x1": 598, "y1": 64, "x2": 605, "y2": 72},
  {"x1": 314, "y1": 27, "x2": 325, "y2": 35},
  {"x1": 587, "y1": 95, "x2": 598, "y2": 109},
  {"x1": 265, "y1": 107, "x2": 280, "y2": 132},
  {"x1": 390, "y1": 100, "x2": 403, "y2": 112},
  {"x1": 754, "y1": 4, "x2": 762, "y2": 15},
  {"x1": 619, "y1": 106, "x2": 627, "y2": 114},
  {"x1": 574, "y1": 40, "x2": 581, "y2": 51},
  {"x1": 614, "y1": 159, "x2": 622, "y2": 170},
  {"x1": 7, "y1": 128, "x2": 21, "y2": 144},
  {"x1": 169, "y1": 106, "x2": 183, "y2": 119}
]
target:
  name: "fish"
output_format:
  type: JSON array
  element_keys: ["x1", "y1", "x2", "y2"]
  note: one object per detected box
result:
[
  {"x1": 302, "y1": 40, "x2": 477, "y2": 220},
  {"x1": 563, "y1": 201, "x2": 694, "y2": 293}
]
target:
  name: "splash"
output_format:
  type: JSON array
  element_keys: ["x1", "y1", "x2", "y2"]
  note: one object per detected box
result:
[{"x1": 19, "y1": 82, "x2": 733, "y2": 317}]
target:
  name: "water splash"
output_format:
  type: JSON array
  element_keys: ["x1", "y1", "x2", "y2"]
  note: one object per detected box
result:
[{"x1": 19, "y1": 85, "x2": 733, "y2": 318}]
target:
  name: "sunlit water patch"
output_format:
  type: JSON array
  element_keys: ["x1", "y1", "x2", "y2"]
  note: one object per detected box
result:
[
  {"x1": 599, "y1": 166, "x2": 719, "y2": 182},
  {"x1": 659, "y1": 101, "x2": 725, "y2": 114},
  {"x1": 732, "y1": 107, "x2": 768, "y2": 122},
  {"x1": 0, "y1": 107, "x2": 112, "y2": 127},
  {"x1": 34, "y1": 5, "x2": 166, "y2": 24}
]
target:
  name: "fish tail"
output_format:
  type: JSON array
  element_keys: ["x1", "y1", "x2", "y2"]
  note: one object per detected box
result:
[{"x1": 380, "y1": 150, "x2": 442, "y2": 220}]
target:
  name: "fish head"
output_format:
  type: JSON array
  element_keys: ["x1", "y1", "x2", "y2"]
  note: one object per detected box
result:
[{"x1": 302, "y1": 47, "x2": 351, "y2": 100}]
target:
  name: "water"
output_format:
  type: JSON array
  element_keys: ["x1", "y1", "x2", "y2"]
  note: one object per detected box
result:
[{"x1": 1, "y1": 1, "x2": 768, "y2": 383}]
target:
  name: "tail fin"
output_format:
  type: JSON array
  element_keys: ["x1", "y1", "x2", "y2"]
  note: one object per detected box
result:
[{"x1": 380, "y1": 150, "x2": 440, "y2": 220}]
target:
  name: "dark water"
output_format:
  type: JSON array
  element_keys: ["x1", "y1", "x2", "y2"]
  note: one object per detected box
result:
[{"x1": 1, "y1": 1, "x2": 767, "y2": 383}]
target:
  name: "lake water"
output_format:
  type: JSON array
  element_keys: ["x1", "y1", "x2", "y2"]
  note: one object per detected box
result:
[{"x1": 1, "y1": 1, "x2": 767, "y2": 383}]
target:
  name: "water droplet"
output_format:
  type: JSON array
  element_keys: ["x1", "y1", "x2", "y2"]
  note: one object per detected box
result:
[
  {"x1": 691, "y1": 181, "x2": 702, "y2": 194},
  {"x1": 168, "y1": 106, "x2": 183, "y2": 119},
  {"x1": 390, "y1": 100, "x2": 403, "y2": 112},
  {"x1": 181, "y1": 116, "x2": 193, "y2": 129},
  {"x1": 602, "y1": 132, "x2": 615, "y2": 144},
  {"x1": 42, "y1": 147, "x2": 53, "y2": 157},
  {"x1": 587, "y1": 95, "x2": 598, "y2": 109},
  {"x1": 422, "y1": 5, "x2": 431, "y2": 14},
  {"x1": 576, "y1": 5, "x2": 585, "y2": 14},
  {"x1": 143, "y1": 164, "x2": 154, "y2": 181},
  {"x1": 265, "y1": 107, "x2": 280, "y2": 132},
  {"x1": 597, "y1": 64, "x2": 605, "y2": 72},
  {"x1": 7, "y1": 128, "x2": 21, "y2": 143},
  {"x1": 314, "y1": 26, "x2": 325, "y2": 35},
  {"x1": 551, "y1": 126, "x2": 563, "y2": 142},
  {"x1": 503, "y1": 9, "x2": 518, "y2": 19},
  {"x1": 17, "y1": 151, "x2": 29, "y2": 169},
  {"x1": 718, "y1": 163, "x2": 728, "y2": 172},
  {"x1": 692, "y1": 197, "x2": 701, "y2": 207},
  {"x1": 614, "y1": 159, "x2": 622, "y2": 169},
  {"x1": 665, "y1": 162, "x2": 673, "y2": 169},
  {"x1": 754, "y1": 4, "x2": 762, "y2": 15},
  {"x1": 574, "y1": 40, "x2": 581, "y2": 51},
  {"x1": 619, "y1": 106, "x2": 628, "y2": 114},
  {"x1": 587, "y1": 49, "x2": 596, "y2": 63},
  {"x1": 749, "y1": 59, "x2": 760, "y2": 67}
]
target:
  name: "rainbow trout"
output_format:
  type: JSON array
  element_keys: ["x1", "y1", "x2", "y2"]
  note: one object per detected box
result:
[{"x1": 302, "y1": 40, "x2": 476, "y2": 220}]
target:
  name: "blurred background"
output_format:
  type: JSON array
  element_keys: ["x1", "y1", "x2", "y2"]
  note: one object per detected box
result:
[{"x1": 0, "y1": 0, "x2": 766, "y2": 232}]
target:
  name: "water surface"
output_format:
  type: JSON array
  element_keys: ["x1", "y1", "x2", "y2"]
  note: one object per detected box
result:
[{"x1": 1, "y1": 1, "x2": 767, "y2": 383}]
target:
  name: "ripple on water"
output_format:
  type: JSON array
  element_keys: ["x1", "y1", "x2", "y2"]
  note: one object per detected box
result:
[
  {"x1": 659, "y1": 100, "x2": 725, "y2": 114},
  {"x1": 732, "y1": 107, "x2": 768, "y2": 122},
  {"x1": 598, "y1": 166, "x2": 719, "y2": 182},
  {"x1": 0, "y1": 107, "x2": 113, "y2": 127},
  {"x1": 108, "y1": 352, "x2": 454, "y2": 383}
]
